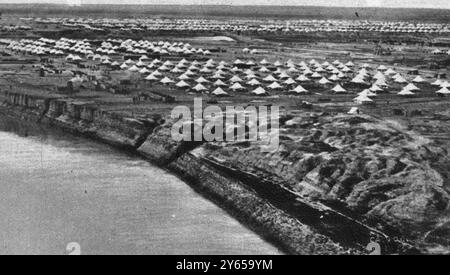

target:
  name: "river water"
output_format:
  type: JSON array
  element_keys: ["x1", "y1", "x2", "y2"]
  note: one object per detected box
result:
[{"x1": 0, "y1": 117, "x2": 281, "y2": 255}]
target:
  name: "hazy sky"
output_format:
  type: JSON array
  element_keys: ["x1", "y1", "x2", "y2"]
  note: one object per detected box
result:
[{"x1": 1, "y1": 0, "x2": 450, "y2": 9}]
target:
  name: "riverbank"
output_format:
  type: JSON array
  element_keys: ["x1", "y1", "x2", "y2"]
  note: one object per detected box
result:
[
  {"x1": 0, "y1": 99, "x2": 359, "y2": 255},
  {"x1": 5, "y1": 91, "x2": 445, "y2": 254}
]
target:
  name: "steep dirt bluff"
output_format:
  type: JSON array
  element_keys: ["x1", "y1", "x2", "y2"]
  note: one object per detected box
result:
[
  {"x1": 193, "y1": 112, "x2": 450, "y2": 254},
  {"x1": 3, "y1": 93, "x2": 450, "y2": 253}
]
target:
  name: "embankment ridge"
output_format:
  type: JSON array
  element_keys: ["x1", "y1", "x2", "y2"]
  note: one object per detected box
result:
[{"x1": 2, "y1": 91, "x2": 449, "y2": 254}]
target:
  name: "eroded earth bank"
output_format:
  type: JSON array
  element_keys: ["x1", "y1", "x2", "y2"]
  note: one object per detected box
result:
[{"x1": 2, "y1": 92, "x2": 450, "y2": 255}]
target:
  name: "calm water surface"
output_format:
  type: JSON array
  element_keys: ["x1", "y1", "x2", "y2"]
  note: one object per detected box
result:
[{"x1": 0, "y1": 118, "x2": 281, "y2": 255}]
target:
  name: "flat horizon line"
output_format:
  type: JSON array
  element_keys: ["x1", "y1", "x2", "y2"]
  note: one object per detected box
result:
[{"x1": 0, "y1": 3, "x2": 449, "y2": 10}]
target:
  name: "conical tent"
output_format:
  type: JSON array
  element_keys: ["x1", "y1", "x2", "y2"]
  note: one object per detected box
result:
[
  {"x1": 385, "y1": 68, "x2": 397, "y2": 75},
  {"x1": 329, "y1": 75, "x2": 339, "y2": 81},
  {"x1": 373, "y1": 71, "x2": 386, "y2": 80},
  {"x1": 315, "y1": 67, "x2": 326, "y2": 73},
  {"x1": 230, "y1": 82, "x2": 246, "y2": 91},
  {"x1": 139, "y1": 67, "x2": 150, "y2": 74},
  {"x1": 136, "y1": 60, "x2": 146, "y2": 67},
  {"x1": 185, "y1": 70, "x2": 196, "y2": 76},
  {"x1": 214, "y1": 79, "x2": 227, "y2": 86},
  {"x1": 328, "y1": 65, "x2": 338, "y2": 72},
  {"x1": 192, "y1": 83, "x2": 207, "y2": 92},
  {"x1": 247, "y1": 79, "x2": 261, "y2": 86},
  {"x1": 267, "y1": 82, "x2": 283, "y2": 90},
  {"x1": 259, "y1": 66, "x2": 270, "y2": 73},
  {"x1": 345, "y1": 61, "x2": 355, "y2": 67},
  {"x1": 319, "y1": 77, "x2": 332, "y2": 85},
  {"x1": 358, "y1": 68, "x2": 369, "y2": 77},
  {"x1": 351, "y1": 75, "x2": 367, "y2": 84},
  {"x1": 200, "y1": 67, "x2": 212, "y2": 73},
  {"x1": 290, "y1": 85, "x2": 309, "y2": 94},
  {"x1": 196, "y1": 76, "x2": 209, "y2": 83},
  {"x1": 158, "y1": 65, "x2": 170, "y2": 71},
  {"x1": 303, "y1": 68, "x2": 314, "y2": 75},
  {"x1": 152, "y1": 70, "x2": 162, "y2": 77},
  {"x1": 263, "y1": 75, "x2": 278, "y2": 82},
  {"x1": 284, "y1": 78, "x2": 296, "y2": 85},
  {"x1": 375, "y1": 78, "x2": 389, "y2": 88},
  {"x1": 332, "y1": 60, "x2": 341, "y2": 65},
  {"x1": 212, "y1": 87, "x2": 229, "y2": 97},
  {"x1": 398, "y1": 89, "x2": 415, "y2": 96},
  {"x1": 353, "y1": 94, "x2": 373, "y2": 104},
  {"x1": 440, "y1": 81, "x2": 450, "y2": 88},
  {"x1": 171, "y1": 67, "x2": 184, "y2": 74},
  {"x1": 178, "y1": 74, "x2": 190, "y2": 80},
  {"x1": 251, "y1": 87, "x2": 268, "y2": 96},
  {"x1": 229, "y1": 75, "x2": 243, "y2": 83},
  {"x1": 160, "y1": 77, "x2": 174, "y2": 84},
  {"x1": 273, "y1": 60, "x2": 283, "y2": 67},
  {"x1": 341, "y1": 66, "x2": 352, "y2": 73},
  {"x1": 332, "y1": 84, "x2": 347, "y2": 93},
  {"x1": 245, "y1": 73, "x2": 257, "y2": 80},
  {"x1": 299, "y1": 61, "x2": 308, "y2": 67},
  {"x1": 311, "y1": 72, "x2": 322, "y2": 79},
  {"x1": 403, "y1": 83, "x2": 420, "y2": 91},
  {"x1": 145, "y1": 74, "x2": 159, "y2": 81},
  {"x1": 162, "y1": 60, "x2": 173, "y2": 67},
  {"x1": 231, "y1": 67, "x2": 242, "y2": 73},
  {"x1": 296, "y1": 75, "x2": 311, "y2": 82},
  {"x1": 436, "y1": 87, "x2": 450, "y2": 95},
  {"x1": 370, "y1": 84, "x2": 383, "y2": 92},
  {"x1": 412, "y1": 76, "x2": 426, "y2": 83},
  {"x1": 244, "y1": 69, "x2": 254, "y2": 75},
  {"x1": 337, "y1": 72, "x2": 346, "y2": 78},
  {"x1": 176, "y1": 80, "x2": 190, "y2": 88}
]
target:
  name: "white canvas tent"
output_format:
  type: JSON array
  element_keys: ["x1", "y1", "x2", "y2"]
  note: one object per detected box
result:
[
  {"x1": 251, "y1": 87, "x2": 268, "y2": 96},
  {"x1": 332, "y1": 84, "x2": 347, "y2": 94},
  {"x1": 230, "y1": 82, "x2": 246, "y2": 91},
  {"x1": 353, "y1": 94, "x2": 374, "y2": 105},
  {"x1": 212, "y1": 87, "x2": 229, "y2": 97},
  {"x1": 436, "y1": 87, "x2": 450, "y2": 95},
  {"x1": 290, "y1": 85, "x2": 309, "y2": 94}
]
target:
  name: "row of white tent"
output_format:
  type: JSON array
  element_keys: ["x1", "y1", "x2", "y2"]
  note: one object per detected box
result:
[
  {"x1": 112, "y1": 55, "x2": 447, "y2": 83},
  {"x1": 3, "y1": 37, "x2": 446, "y2": 90},
  {"x1": 29, "y1": 17, "x2": 450, "y2": 34},
  {"x1": 3, "y1": 37, "x2": 448, "y2": 98},
  {"x1": 353, "y1": 86, "x2": 450, "y2": 104},
  {"x1": 101, "y1": 56, "x2": 450, "y2": 98},
  {"x1": 3, "y1": 37, "x2": 210, "y2": 58}
]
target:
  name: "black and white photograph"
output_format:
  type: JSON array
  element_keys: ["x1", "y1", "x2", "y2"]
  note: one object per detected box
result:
[{"x1": 0, "y1": 0, "x2": 449, "y2": 258}]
